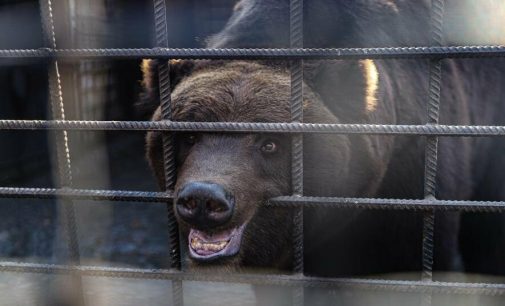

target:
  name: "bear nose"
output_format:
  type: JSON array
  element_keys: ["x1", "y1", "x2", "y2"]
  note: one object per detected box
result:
[{"x1": 175, "y1": 182, "x2": 234, "y2": 229}]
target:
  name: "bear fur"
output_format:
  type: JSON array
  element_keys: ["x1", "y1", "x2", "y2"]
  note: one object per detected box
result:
[{"x1": 143, "y1": 0, "x2": 505, "y2": 277}]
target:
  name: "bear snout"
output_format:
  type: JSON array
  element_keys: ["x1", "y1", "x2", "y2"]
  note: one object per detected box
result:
[{"x1": 175, "y1": 181, "x2": 235, "y2": 229}]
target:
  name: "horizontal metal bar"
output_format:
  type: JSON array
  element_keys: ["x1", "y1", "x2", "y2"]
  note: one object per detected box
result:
[
  {"x1": 0, "y1": 187, "x2": 170, "y2": 202},
  {"x1": 0, "y1": 46, "x2": 505, "y2": 60},
  {"x1": 1, "y1": 261, "x2": 504, "y2": 296},
  {"x1": 1, "y1": 120, "x2": 505, "y2": 136},
  {"x1": 1, "y1": 187, "x2": 504, "y2": 212},
  {"x1": 269, "y1": 196, "x2": 505, "y2": 212}
]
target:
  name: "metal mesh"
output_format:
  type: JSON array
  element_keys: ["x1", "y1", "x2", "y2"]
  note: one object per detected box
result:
[{"x1": 1, "y1": 0, "x2": 505, "y2": 304}]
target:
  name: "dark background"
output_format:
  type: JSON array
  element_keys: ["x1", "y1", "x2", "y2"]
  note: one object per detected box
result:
[{"x1": 0, "y1": 0, "x2": 235, "y2": 269}]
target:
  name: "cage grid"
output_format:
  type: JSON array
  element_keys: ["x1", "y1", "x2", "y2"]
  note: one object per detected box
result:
[{"x1": 1, "y1": 0, "x2": 505, "y2": 305}]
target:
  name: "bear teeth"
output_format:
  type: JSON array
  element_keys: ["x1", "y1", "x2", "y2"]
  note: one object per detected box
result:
[{"x1": 190, "y1": 238, "x2": 228, "y2": 252}]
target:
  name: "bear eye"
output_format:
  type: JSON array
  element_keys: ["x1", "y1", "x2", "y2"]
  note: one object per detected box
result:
[
  {"x1": 260, "y1": 140, "x2": 278, "y2": 154},
  {"x1": 184, "y1": 134, "x2": 197, "y2": 145}
]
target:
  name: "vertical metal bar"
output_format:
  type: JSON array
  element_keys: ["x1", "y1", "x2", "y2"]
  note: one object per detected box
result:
[
  {"x1": 290, "y1": 0, "x2": 304, "y2": 305},
  {"x1": 153, "y1": 0, "x2": 183, "y2": 305},
  {"x1": 38, "y1": 0, "x2": 85, "y2": 305},
  {"x1": 422, "y1": 0, "x2": 444, "y2": 305}
]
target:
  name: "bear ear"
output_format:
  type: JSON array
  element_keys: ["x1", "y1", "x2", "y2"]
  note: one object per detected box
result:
[
  {"x1": 139, "y1": 59, "x2": 196, "y2": 116},
  {"x1": 169, "y1": 59, "x2": 196, "y2": 88},
  {"x1": 141, "y1": 59, "x2": 195, "y2": 93}
]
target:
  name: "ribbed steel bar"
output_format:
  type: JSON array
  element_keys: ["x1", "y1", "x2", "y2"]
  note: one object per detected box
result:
[
  {"x1": 3, "y1": 189, "x2": 505, "y2": 212},
  {"x1": 0, "y1": 187, "x2": 170, "y2": 202},
  {"x1": 1, "y1": 46, "x2": 505, "y2": 60},
  {"x1": 1, "y1": 261, "x2": 505, "y2": 296},
  {"x1": 290, "y1": 0, "x2": 304, "y2": 304},
  {"x1": 421, "y1": 4, "x2": 445, "y2": 305},
  {"x1": 153, "y1": 0, "x2": 183, "y2": 304},
  {"x1": 1, "y1": 119, "x2": 505, "y2": 136},
  {"x1": 269, "y1": 196, "x2": 505, "y2": 212},
  {"x1": 38, "y1": 0, "x2": 84, "y2": 305}
]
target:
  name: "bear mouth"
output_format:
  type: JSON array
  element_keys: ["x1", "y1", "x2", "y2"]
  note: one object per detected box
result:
[{"x1": 188, "y1": 224, "x2": 246, "y2": 261}]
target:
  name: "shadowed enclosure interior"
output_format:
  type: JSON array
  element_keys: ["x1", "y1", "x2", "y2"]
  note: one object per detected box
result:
[{"x1": 1, "y1": 0, "x2": 505, "y2": 305}]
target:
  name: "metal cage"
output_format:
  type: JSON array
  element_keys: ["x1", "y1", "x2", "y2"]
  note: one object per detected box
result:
[{"x1": 2, "y1": 0, "x2": 505, "y2": 305}]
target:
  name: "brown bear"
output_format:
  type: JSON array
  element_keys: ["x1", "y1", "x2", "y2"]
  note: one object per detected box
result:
[
  {"x1": 142, "y1": 0, "x2": 505, "y2": 278},
  {"x1": 144, "y1": 59, "x2": 443, "y2": 276}
]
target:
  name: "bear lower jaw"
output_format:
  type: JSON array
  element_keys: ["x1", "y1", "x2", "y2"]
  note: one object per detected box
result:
[{"x1": 188, "y1": 224, "x2": 247, "y2": 261}]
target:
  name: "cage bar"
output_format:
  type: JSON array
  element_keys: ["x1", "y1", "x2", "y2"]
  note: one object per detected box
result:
[
  {"x1": 289, "y1": 0, "x2": 305, "y2": 304},
  {"x1": 421, "y1": 1, "x2": 446, "y2": 305},
  {"x1": 2, "y1": 46, "x2": 505, "y2": 59},
  {"x1": 1, "y1": 119, "x2": 505, "y2": 136},
  {"x1": 153, "y1": 0, "x2": 184, "y2": 305},
  {"x1": 3, "y1": 188, "x2": 505, "y2": 212}
]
